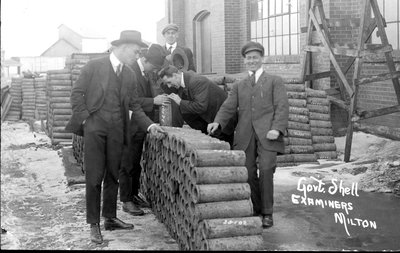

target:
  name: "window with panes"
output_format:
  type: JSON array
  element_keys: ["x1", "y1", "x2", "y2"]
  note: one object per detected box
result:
[
  {"x1": 250, "y1": 0, "x2": 300, "y2": 56},
  {"x1": 372, "y1": 0, "x2": 400, "y2": 50}
]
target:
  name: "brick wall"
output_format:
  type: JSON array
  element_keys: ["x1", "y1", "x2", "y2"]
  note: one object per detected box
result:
[
  {"x1": 162, "y1": 0, "x2": 400, "y2": 131},
  {"x1": 224, "y1": 0, "x2": 243, "y2": 74},
  {"x1": 327, "y1": 0, "x2": 400, "y2": 131},
  {"x1": 358, "y1": 59, "x2": 400, "y2": 128}
]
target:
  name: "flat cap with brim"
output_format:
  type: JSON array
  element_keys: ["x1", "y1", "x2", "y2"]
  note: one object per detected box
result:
[
  {"x1": 162, "y1": 23, "x2": 179, "y2": 35},
  {"x1": 111, "y1": 30, "x2": 148, "y2": 48},
  {"x1": 145, "y1": 44, "x2": 168, "y2": 69},
  {"x1": 241, "y1": 41, "x2": 264, "y2": 57}
]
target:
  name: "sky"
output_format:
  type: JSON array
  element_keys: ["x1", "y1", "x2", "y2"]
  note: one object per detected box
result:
[{"x1": 1, "y1": 0, "x2": 166, "y2": 58}]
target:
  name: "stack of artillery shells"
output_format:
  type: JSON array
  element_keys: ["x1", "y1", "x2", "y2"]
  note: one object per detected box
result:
[
  {"x1": 306, "y1": 88, "x2": 337, "y2": 160},
  {"x1": 140, "y1": 127, "x2": 263, "y2": 251},
  {"x1": 5, "y1": 77, "x2": 23, "y2": 121},
  {"x1": 21, "y1": 78, "x2": 36, "y2": 120},
  {"x1": 46, "y1": 69, "x2": 73, "y2": 145},
  {"x1": 72, "y1": 134, "x2": 84, "y2": 170},
  {"x1": 279, "y1": 81, "x2": 318, "y2": 166},
  {"x1": 65, "y1": 53, "x2": 109, "y2": 83},
  {"x1": 34, "y1": 77, "x2": 47, "y2": 120}
]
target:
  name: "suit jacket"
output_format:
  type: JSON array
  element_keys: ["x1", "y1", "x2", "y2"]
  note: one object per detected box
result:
[
  {"x1": 65, "y1": 56, "x2": 153, "y2": 145},
  {"x1": 214, "y1": 72, "x2": 289, "y2": 153},
  {"x1": 178, "y1": 72, "x2": 233, "y2": 133},
  {"x1": 129, "y1": 61, "x2": 162, "y2": 135},
  {"x1": 165, "y1": 45, "x2": 196, "y2": 72}
]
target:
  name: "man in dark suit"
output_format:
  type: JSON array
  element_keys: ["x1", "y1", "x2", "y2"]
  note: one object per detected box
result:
[
  {"x1": 119, "y1": 44, "x2": 169, "y2": 216},
  {"x1": 159, "y1": 65, "x2": 234, "y2": 146},
  {"x1": 65, "y1": 30, "x2": 165, "y2": 244},
  {"x1": 207, "y1": 41, "x2": 289, "y2": 228}
]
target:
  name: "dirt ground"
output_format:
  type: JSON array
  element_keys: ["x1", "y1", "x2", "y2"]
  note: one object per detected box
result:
[{"x1": 1, "y1": 121, "x2": 399, "y2": 250}]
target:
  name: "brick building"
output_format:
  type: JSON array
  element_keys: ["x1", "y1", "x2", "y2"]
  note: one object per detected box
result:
[{"x1": 157, "y1": 0, "x2": 400, "y2": 134}]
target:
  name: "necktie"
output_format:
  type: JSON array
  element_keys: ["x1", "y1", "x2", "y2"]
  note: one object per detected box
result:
[
  {"x1": 116, "y1": 64, "x2": 122, "y2": 77},
  {"x1": 250, "y1": 71, "x2": 256, "y2": 87},
  {"x1": 168, "y1": 46, "x2": 173, "y2": 54}
]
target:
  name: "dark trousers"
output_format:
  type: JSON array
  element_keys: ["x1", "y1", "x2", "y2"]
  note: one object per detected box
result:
[
  {"x1": 119, "y1": 132, "x2": 146, "y2": 202},
  {"x1": 170, "y1": 98, "x2": 184, "y2": 127},
  {"x1": 244, "y1": 128, "x2": 277, "y2": 215},
  {"x1": 84, "y1": 113, "x2": 123, "y2": 224},
  {"x1": 182, "y1": 113, "x2": 233, "y2": 148}
]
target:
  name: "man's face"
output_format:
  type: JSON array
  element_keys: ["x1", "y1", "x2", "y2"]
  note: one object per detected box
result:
[
  {"x1": 244, "y1": 51, "x2": 263, "y2": 72},
  {"x1": 164, "y1": 30, "x2": 178, "y2": 45},
  {"x1": 143, "y1": 59, "x2": 157, "y2": 73},
  {"x1": 162, "y1": 73, "x2": 181, "y2": 89},
  {"x1": 121, "y1": 44, "x2": 141, "y2": 66}
]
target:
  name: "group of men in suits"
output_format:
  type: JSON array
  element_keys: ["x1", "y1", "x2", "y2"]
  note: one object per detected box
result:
[{"x1": 66, "y1": 22, "x2": 289, "y2": 244}]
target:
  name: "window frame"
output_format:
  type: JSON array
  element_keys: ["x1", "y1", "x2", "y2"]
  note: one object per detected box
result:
[{"x1": 250, "y1": 0, "x2": 300, "y2": 56}]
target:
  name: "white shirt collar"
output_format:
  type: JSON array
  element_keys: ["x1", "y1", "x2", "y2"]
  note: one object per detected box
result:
[
  {"x1": 248, "y1": 67, "x2": 263, "y2": 83},
  {"x1": 137, "y1": 58, "x2": 145, "y2": 76},
  {"x1": 110, "y1": 52, "x2": 123, "y2": 73},
  {"x1": 166, "y1": 42, "x2": 177, "y2": 52},
  {"x1": 181, "y1": 72, "x2": 185, "y2": 88}
]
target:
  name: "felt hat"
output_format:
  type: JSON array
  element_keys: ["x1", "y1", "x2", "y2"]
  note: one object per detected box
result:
[
  {"x1": 241, "y1": 41, "x2": 264, "y2": 57},
  {"x1": 162, "y1": 23, "x2": 179, "y2": 35},
  {"x1": 111, "y1": 30, "x2": 148, "y2": 48},
  {"x1": 145, "y1": 44, "x2": 168, "y2": 69},
  {"x1": 171, "y1": 47, "x2": 189, "y2": 71}
]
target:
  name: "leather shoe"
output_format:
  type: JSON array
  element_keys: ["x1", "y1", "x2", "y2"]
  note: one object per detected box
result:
[
  {"x1": 90, "y1": 223, "x2": 103, "y2": 244},
  {"x1": 122, "y1": 201, "x2": 145, "y2": 216},
  {"x1": 262, "y1": 214, "x2": 273, "y2": 228},
  {"x1": 133, "y1": 194, "x2": 151, "y2": 208},
  {"x1": 104, "y1": 217, "x2": 134, "y2": 231}
]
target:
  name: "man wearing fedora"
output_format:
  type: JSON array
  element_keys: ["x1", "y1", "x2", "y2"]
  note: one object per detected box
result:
[
  {"x1": 207, "y1": 41, "x2": 289, "y2": 228},
  {"x1": 66, "y1": 30, "x2": 165, "y2": 244},
  {"x1": 159, "y1": 65, "x2": 235, "y2": 146},
  {"x1": 119, "y1": 44, "x2": 169, "y2": 215}
]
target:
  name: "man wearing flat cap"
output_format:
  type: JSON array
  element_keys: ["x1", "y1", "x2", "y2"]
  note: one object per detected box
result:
[
  {"x1": 66, "y1": 30, "x2": 165, "y2": 244},
  {"x1": 162, "y1": 23, "x2": 196, "y2": 72},
  {"x1": 208, "y1": 41, "x2": 289, "y2": 228},
  {"x1": 119, "y1": 44, "x2": 169, "y2": 216}
]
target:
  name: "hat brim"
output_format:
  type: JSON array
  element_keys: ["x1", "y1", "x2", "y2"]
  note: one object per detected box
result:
[
  {"x1": 242, "y1": 47, "x2": 264, "y2": 57},
  {"x1": 171, "y1": 48, "x2": 189, "y2": 71},
  {"x1": 162, "y1": 28, "x2": 178, "y2": 35},
  {"x1": 111, "y1": 39, "x2": 148, "y2": 48}
]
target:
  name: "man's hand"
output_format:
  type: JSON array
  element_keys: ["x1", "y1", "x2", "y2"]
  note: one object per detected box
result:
[
  {"x1": 168, "y1": 93, "x2": 182, "y2": 105},
  {"x1": 266, "y1": 129, "x2": 280, "y2": 140},
  {"x1": 149, "y1": 124, "x2": 166, "y2": 138},
  {"x1": 207, "y1": 123, "x2": 220, "y2": 135},
  {"x1": 153, "y1": 94, "x2": 169, "y2": 105}
]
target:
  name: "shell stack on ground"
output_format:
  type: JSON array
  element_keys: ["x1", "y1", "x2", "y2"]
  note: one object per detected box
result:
[
  {"x1": 139, "y1": 127, "x2": 263, "y2": 251},
  {"x1": 5, "y1": 77, "x2": 23, "y2": 121},
  {"x1": 34, "y1": 77, "x2": 48, "y2": 120},
  {"x1": 72, "y1": 134, "x2": 84, "y2": 170},
  {"x1": 305, "y1": 88, "x2": 337, "y2": 160},
  {"x1": 21, "y1": 78, "x2": 36, "y2": 120},
  {"x1": 46, "y1": 69, "x2": 73, "y2": 145},
  {"x1": 278, "y1": 80, "x2": 318, "y2": 166}
]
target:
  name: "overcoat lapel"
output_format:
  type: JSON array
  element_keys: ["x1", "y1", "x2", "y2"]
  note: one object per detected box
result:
[{"x1": 100, "y1": 60, "x2": 110, "y2": 92}]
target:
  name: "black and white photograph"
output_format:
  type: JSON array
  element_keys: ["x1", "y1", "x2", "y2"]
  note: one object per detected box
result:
[{"x1": 1, "y1": 0, "x2": 400, "y2": 251}]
